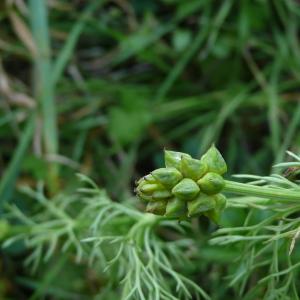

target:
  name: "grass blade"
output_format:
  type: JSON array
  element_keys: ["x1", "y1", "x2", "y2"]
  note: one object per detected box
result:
[
  {"x1": 29, "y1": 0, "x2": 58, "y2": 192},
  {"x1": 52, "y1": 0, "x2": 106, "y2": 86},
  {"x1": 0, "y1": 117, "x2": 34, "y2": 210}
]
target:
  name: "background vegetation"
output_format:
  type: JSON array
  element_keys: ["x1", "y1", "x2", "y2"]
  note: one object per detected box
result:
[{"x1": 1, "y1": 0, "x2": 300, "y2": 299}]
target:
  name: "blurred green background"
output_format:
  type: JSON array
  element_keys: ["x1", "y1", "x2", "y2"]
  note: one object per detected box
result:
[{"x1": 1, "y1": 0, "x2": 300, "y2": 299}]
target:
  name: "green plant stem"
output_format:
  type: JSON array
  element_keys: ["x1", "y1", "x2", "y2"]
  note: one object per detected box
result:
[
  {"x1": 0, "y1": 117, "x2": 34, "y2": 211},
  {"x1": 224, "y1": 180, "x2": 300, "y2": 203},
  {"x1": 29, "y1": 0, "x2": 58, "y2": 193}
]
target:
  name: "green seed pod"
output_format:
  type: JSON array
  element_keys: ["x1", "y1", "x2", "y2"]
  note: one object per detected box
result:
[
  {"x1": 136, "y1": 177, "x2": 145, "y2": 186},
  {"x1": 181, "y1": 156, "x2": 207, "y2": 181},
  {"x1": 136, "y1": 178, "x2": 149, "y2": 193},
  {"x1": 144, "y1": 174, "x2": 156, "y2": 183},
  {"x1": 140, "y1": 183, "x2": 163, "y2": 195},
  {"x1": 187, "y1": 193, "x2": 216, "y2": 217},
  {"x1": 201, "y1": 145, "x2": 227, "y2": 175},
  {"x1": 151, "y1": 167, "x2": 182, "y2": 189},
  {"x1": 137, "y1": 189, "x2": 172, "y2": 202},
  {"x1": 136, "y1": 174, "x2": 157, "y2": 186},
  {"x1": 146, "y1": 200, "x2": 167, "y2": 215},
  {"x1": 136, "y1": 175, "x2": 173, "y2": 202},
  {"x1": 136, "y1": 178, "x2": 147, "y2": 189},
  {"x1": 152, "y1": 189, "x2": 173, "y2": 200},
  {"x1": 197, "y1": 172, "x2": 225, "y2": 195},
  {"x1": 136, "y1": 190, "x2": 153, "y2": 202},
  {"x1": 164, "y1": 150, "x2": 191, "y2": 170},
  {"x1": 172, "y1": 178, "x2": 200, "y2": 201},
  {"x1": 165, "y1": 197, "x2": 187, "y2": 218},
  {"x1": 204, "y1": 194, "x2": 227, "y2": 223}
]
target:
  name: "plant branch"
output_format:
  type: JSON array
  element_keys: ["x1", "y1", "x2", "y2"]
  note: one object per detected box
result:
[{"x1": 224, "y1": 180, "x2": 300, "y2": 203}]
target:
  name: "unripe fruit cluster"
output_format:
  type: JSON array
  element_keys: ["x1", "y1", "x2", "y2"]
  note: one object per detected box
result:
[{"x1": 135, "y1": 145, "x2": 227, "y2": 223}]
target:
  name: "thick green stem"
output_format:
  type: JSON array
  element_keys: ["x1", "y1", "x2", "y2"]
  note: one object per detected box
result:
[{"x1": 224, "y1": 180, "x2": 300, "y2": 203}]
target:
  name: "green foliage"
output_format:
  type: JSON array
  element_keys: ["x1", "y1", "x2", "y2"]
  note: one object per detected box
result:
[
  {"x1": 211, "y1": 153, "x2": 300, "y2": 299},
  {"x1": 3, "y1": 175, "x2": 210, "y2": 300},
  {"x1": 1, "y1": 0, "x2": 300, "y2": 299},
  {"x1": 108, "y1": 98, "x2": 151, "y2": 145},
  {"x1": 4, "y1": 152, "x2": 300, "y2": 299}
]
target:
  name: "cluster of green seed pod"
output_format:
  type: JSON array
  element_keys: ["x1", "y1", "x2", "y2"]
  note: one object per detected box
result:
[{"x1": 135, "y1": 145, "x2": 227, "y2": 223}]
